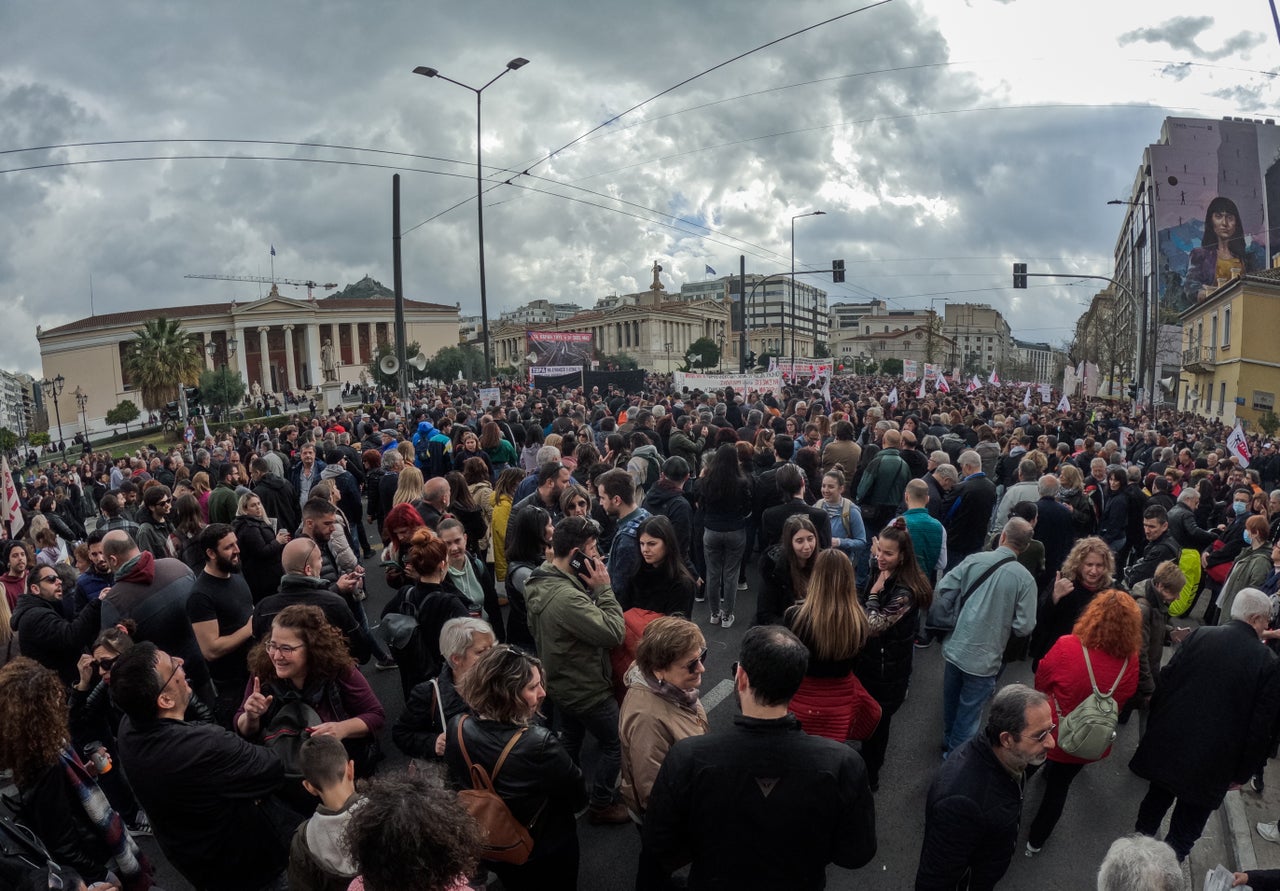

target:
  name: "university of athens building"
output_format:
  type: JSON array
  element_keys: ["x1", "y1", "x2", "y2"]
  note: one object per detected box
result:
[{"x1": 36, "y1": 285, "x2": 458, "y2": 435}]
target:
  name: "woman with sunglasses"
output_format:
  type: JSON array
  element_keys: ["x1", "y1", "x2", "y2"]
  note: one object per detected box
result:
[
  {"x1": 1025, "y1": 589, "x2": 1141, "y2": 857},
  {"x1": 444, "y1": 644, "x2": 586, "y2": 890},
  {"x1": 619, "y1": 617, "x2": 708, "y2": 889},
  {"x1": 0, "y1": 657, "x2": 153, "y2": 890},
  {"x1": 236, "y1": 604, "x2": 386, "y2": 785}
]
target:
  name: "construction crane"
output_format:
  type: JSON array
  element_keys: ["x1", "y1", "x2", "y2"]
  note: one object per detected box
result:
[{"x1": 184, "y1": 274, "x2": 338, "y2": 299}]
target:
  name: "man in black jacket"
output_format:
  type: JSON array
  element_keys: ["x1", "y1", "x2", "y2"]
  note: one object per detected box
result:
[
  {"x1": 916, "y1": 684, "x2": 1054, "y2": 888},
  {"x1": 1130, "y1": 589, "x2": 1280, "y2": 861},
  {"x1": 761, "y1": 464, "x2": 832, "y2": 552},
  {"x1": 252, "y1": 538, "x2": 371, "y2": 663},
  {"x1": 1167, "y1": 488, "x2": 1217, "y2": 552},
  {"x1": 249, "y1": 457, "x2": 300, "y2": 538},
  {"x1": 11, "y1": 565, "x2": 103, "y2": 684},
  {"x1": 942, "y1": 450, "x2": 998, "y2": 570},
  {"x1": 644, "y1": 625, "x2": 876, "y2": 890},
  {"x1": 1125, "y1": 505, "x2": 1182, "y2": 589},
  {"x1": 111, "y1": 642, "x2": 295, "y2": 890}
]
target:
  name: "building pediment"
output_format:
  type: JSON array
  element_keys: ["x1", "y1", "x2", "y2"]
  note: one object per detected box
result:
[{"x1": 231, "y1": 295, "x2": 315, "y2": 317}]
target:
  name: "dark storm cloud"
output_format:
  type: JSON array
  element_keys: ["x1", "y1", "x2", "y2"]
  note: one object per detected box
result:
[
  {"x1": 0, "y1": 0, "x2": 1276, "y2": 377},
  {"x1": 1118, "y1": 16, "x2": 1266, "y2": 61}
]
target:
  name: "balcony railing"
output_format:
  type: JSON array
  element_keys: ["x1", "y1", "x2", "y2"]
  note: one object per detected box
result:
[{"x1": 1182, "y1": 345, "x2": 1216, "y2": 372}]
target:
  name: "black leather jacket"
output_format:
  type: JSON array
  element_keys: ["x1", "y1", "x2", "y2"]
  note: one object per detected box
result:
[{"x1": 443, "y1": 715, "x2": 586, "y2": 853}]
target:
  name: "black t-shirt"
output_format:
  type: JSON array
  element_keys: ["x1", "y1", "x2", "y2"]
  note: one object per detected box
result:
[{"x1": 185, "y1": 571, "x2": 254, "y2": 685}]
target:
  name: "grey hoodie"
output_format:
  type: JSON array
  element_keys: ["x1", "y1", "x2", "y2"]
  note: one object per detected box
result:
[{"x1": 288, "y1": 793, "x2": 364, "y2": 891}]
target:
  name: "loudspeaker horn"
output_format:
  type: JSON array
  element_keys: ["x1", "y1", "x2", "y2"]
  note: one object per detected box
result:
[
  {"x1": 407, "y1": 352, "x2": 428, "y2": 372},
  {"x1": 379, "y1": 354, "x2": 400, "y2": 375},
  {"x1": 1158, "y1": 376, "x2": 1177, "y2": 393}
]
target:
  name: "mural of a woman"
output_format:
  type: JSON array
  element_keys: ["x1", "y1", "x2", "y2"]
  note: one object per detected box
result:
[{"x1": 1187, "y1": 196, "x2": 1257, "y2": 298}]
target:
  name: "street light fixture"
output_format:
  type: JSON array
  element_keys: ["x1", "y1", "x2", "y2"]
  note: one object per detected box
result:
[
  {"x1": 664, "y1": 341, "x2": 673, "y2": 374},
  {"x1": 414, "y1": 56, "x2": 529, "y2": 383},
  {"x1": 41, "y1": 374, "x2": 65, "y2": 448},
  {"x1": 790, "y1": 211, "x2": 825, "y2": 363},
  {"x1": 74, "y1": 386, "x2": 88, "y2": 444}
]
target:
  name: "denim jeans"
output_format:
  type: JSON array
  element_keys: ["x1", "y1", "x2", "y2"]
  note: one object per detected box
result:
[
  {"x1": 941, "y1": 660, "x2": 998, "y2": 754},
  {"x1": 560, "y1": 696, "x2": 622, "y2": 809},
  {"x1": 703, "y1": 527, "x2": 746, "y2": 618}
]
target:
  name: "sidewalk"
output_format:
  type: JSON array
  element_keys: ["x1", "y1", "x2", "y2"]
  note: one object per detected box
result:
[{"x1": 1228, "y1": 757, "x2": 1280, "y2": 879}]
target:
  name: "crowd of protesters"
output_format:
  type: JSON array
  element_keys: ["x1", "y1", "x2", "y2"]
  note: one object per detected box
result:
[{"x1": 4, "y1": 370, "x2": 1280, "y2": 890}]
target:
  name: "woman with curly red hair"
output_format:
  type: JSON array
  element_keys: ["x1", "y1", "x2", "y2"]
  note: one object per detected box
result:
[
  {"x1": 1026, "y1": 589, "x2": 1141, "y2": 856},
  {"x1": 381, "y1": 502, "x2": 427, "y2": 588}
]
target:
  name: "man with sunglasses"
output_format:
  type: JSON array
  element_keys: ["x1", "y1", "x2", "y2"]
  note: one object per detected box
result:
[
  {"x1": 135, "y1": 484, "x2": 176, "y2": 559},
  {"x1": 916, "y1": 684, "x2": 1055, "y2": 890},
  {"x1": 11, "y1": 564, "x2": 104, "y2": 684}
]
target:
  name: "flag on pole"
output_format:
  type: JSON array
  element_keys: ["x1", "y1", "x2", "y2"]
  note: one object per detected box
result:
[
  {"x1": 202, "y1": 415, "x2": 211, "y2": 441},
  {"x1": 988, "y1": 369, "x2": 1000, "y2": 385},
  {"x1": 968, "y1": 375, "x2": 981, "y2": 393},
  {"x1": 705, "y1": 265, "x2": 716, "y2": 275},
  {"x1": 1023, "y1": 387, "x2": 1031, "y2": 408},
  {"x1": 1, "y1": 456, "x2": 23, "y2": 540},
  {"x1": 917, "y1": 378, "x2": 926, "y2": 399},
  {"x1": 888, "y1": 386, "x2": 899, "y2": 406},
  {"x1": 1227, "y1": 423, "x2": 1252, "y2": 468},
  {"x1": 1057, "y1": 393, "x2": 1070, "y2": 413},
  {"x1": 270, "y1": 244, "x2": 276, "y2": 257},
  {"x1": 936, "y1": 374, "x2": 950, "y2": 393}
]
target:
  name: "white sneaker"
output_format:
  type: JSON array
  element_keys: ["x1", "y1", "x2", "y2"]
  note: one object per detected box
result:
[
  {"x1": 1025, "y1": 842, "x2": 1041, "y2": 857},
  {"x1": 1259, "y1": 821, "x2": 1280, "y2": 843},
  {"x1": 737, "y1": 580, "x2": 748, "y2": 591},
  {"x1": 709, "y1": 612, "x2": 721, "y2": 626},
  {"x1": 720, "y1": 613, "x2": 736, "y2": 629}
]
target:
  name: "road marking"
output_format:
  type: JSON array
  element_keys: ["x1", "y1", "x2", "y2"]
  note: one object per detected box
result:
[{"x1": 700, "y1": 679, "x2": 735, "y2": 714}]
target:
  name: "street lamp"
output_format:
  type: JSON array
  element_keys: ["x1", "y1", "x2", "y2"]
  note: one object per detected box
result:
[
  {"x1": 205, "y1": 336, "x2": 239, "y2": 422},
  {"x1": 664, "y1": 340, "x2": 673, "y2": 374},
  {"x1": 74, "y1": 386, "x2": 88, "y2": 443},
  {"x1": 790, "y1": 210, "x2": 825, "y2": 363},
  {"x1": 41, "y1": 374, "x2": 64, "y2": 447},
  {"x1": 414, "y1": 56, "x2": 529, "y2": 383},
  {"x1": 717, "y1": 331, "x2": 726, "y2": 373}
]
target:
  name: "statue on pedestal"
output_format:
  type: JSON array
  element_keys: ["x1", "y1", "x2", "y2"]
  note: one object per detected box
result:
[{"x1": 321, "y1": 338, "x2": 337, "y2": 382}]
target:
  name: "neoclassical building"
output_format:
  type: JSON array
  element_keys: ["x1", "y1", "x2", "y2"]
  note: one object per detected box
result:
[
  {"x1": 37, "y1": 285, "x2": 458, "y2": 433},
  {"x1": 490, "y1": 264, "x2": 732, "y2": 373}
]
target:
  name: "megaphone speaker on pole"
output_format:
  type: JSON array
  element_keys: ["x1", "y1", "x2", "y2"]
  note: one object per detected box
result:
[{"x1": 379, "y1": 355, "x2": 400, "y2": 376}]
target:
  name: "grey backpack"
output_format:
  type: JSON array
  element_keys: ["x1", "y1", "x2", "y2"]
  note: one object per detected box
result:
[{"x1": 1054, "y1": 639, "x2": 1127, "y2": 761}]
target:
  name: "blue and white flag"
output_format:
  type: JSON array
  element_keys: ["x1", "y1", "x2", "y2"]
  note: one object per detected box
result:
[{"x1": 705, "y1": 265, "x2": 716, "y2": 275}]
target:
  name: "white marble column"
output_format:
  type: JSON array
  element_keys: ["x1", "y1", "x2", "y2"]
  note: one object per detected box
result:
[
  {"x1": 257, "y1": 327, "x2": 271, "y2": 394},
  {"x1": 304, "y1": 323, "x2": 322, "y2": 389},
  {"x1": 349, "y1": 322, "x2": 362, "y2": 366},
  {"x1": 283, "y1": 325, "x2": 297, "y2": 392},
  {"x1": 232, "y1": 324, "x2": 249, "y2": 385}
]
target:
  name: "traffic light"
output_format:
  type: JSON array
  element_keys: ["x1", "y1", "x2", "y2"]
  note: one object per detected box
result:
[
  {"x1": 186, "y1": 387, "x2": 202, "y2": 406},
  {"x1": 832, "y1": 259, "x2": 845, "y2": 283},
  {"x1": 747, "y1": 350, "x2": 757, "y2": 368},
  {"x1": 1013, "y1": 263, "x2": 1028, "y2": 289},
  {"x1": 1127, "y1": 383, "x2": 1139, "y2": 400}
]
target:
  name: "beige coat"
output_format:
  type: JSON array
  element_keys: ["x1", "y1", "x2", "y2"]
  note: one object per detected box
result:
[{"x1": 619, "y1": 664, "x2": 709, "y2": 815}]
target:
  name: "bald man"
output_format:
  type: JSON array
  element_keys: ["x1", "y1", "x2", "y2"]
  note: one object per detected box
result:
[{"x1": 250, "y1": 538, "x2": 367, "y2": 660}]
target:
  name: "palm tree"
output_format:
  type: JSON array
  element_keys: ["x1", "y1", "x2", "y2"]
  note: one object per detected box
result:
[{"x1": 122, "y1": 318, "x2": 204, "y2": 412}]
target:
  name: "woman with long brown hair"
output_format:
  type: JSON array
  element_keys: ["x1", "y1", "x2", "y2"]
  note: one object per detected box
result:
[
  {"x1": 783, "y1": 550, "x2": 872, "y2": 742},
  {"x1": 855, "y1": 519, "x2": 934, "y2": 790},
  {"x1": 1027, "y1": 589, "x2": 1141, "y2": 855},
  {"x1": 756, "y1": 515, "x2": 819, "y2": 625}
]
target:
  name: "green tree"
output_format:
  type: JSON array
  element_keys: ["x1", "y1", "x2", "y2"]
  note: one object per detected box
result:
[
  {"x1": 599, "y1": 353, "x2": 639, "y2": 371},
  {"x1": 814, "y1": 342, "x2": 831, "y2": 360},
  {"x1": 30, "y1": 431, "x2": 50, "y2": 447},
  {"x1": 880, "y1": 358, "x2": 903, "y2": 377},
  {"x1": 0, "y1": 428, "x2": 16, "y2": 453},
  {"x1": 122, "y1": 319, "x2": 204, "y2": 412},
  {"x1": 424, "y1": 345, "x2": 485, "y2": 383},
  {"x1": 105, "y1": 400, "x2": 141, "y2": 435},
  {"x1": 685, "y1": 336, "x2": 720, "y2": 370},
  {"x1": 200, "y1": 369, "x2": 246, "y2": 418}
]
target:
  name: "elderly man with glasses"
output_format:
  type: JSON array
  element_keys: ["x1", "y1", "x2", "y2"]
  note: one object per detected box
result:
[{"x1": 11, "y1": 564, "x2": 104, "y2": 683}]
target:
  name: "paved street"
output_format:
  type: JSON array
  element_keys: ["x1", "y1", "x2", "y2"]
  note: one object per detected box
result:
[{"x1": 128, "y1": 532, "x2": 1236, "y2": 890}]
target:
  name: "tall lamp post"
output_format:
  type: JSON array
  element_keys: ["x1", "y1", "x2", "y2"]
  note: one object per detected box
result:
[
  {"x1": 664, "y1": 341, "x2": 673, "y2": 374},
  {"x1": 74, "y1": 386, "x2": 88, "y2": 443},
  {"x1": 414, "y1": 56, "x2": 529, "y2": 383},
  {"x1": 41, "y1": 374, "x2": 65, "y2": 447},
  {"x1": 205, "y1": 336, "x2": 239, "y2": 422},
  {"x1": 790, "y1": 210, "x2": 825, "y2": 363}
]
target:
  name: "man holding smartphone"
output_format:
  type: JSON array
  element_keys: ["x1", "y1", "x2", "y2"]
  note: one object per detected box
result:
[{"x1": 526, "y1": 515, "x2": 629, "y2": 824}]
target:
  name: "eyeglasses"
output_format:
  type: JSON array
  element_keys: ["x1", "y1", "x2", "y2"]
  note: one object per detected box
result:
[
  {"x1": 161, "y1": 657, "x2": 184, "y2": 691},
  {"x1": 684, "y1": 648, "x2": 708, "y2": 673},
  {"x1": 35, "y1": 574, "x2": 59, "y2": 585},
  {"x1": 266, "y1": 641, "x2": 306, "y2": 655},
  {"x1": 1022, "y1": 723, "x2": 1056, "y2": 743},
  {"x1": 92, "y1": 656, "x2": 117, "y2": 673}
]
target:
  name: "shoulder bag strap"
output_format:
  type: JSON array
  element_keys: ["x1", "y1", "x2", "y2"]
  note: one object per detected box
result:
[
  {"x1": 1079, "y1": 638, "x2": 1128, "y2": 696},
  {"x1": 456, "y1": 715, "x2": 528, "y2": 789},
  {"x1": 490, "y1": 727, "x2": 528, "y2": 784},
  {"x1": 953, "y1": 555, "x2": 1016, "y2": 620}
]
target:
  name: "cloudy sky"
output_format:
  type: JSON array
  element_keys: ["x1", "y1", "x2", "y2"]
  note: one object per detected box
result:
[{"x1": 2, "y1": 0, "x2": 1277, "y2": 377}]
